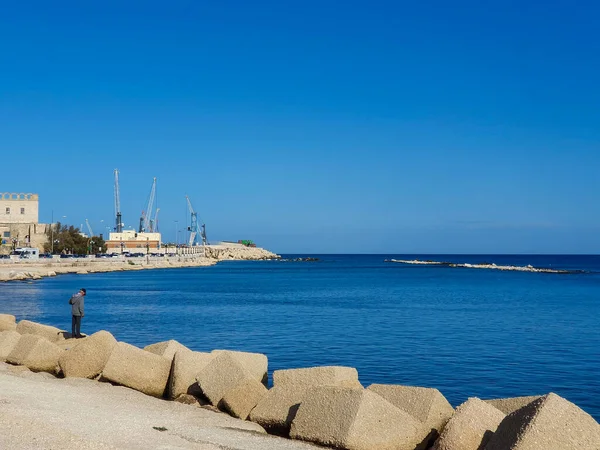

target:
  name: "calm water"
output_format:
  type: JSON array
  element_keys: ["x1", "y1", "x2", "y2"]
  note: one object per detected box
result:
[{"x1": 1, "y1": 254, "x2": 599, "y2": 420}]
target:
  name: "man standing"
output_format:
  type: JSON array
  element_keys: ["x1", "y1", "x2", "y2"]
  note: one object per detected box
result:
[{"x1": 69, "y1": 288, "x2": 86, "y2": 338}]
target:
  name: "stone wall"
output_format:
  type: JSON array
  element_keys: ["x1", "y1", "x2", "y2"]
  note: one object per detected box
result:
[
  {"x1": 0, "y1": 193, "x2": 39, "y2": 224},
  {"x1": 0, "y1": 223, "x2": 50, "y2": 254}
]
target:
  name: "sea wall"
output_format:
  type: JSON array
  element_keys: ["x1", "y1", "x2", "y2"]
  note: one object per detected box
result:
[
  {"x1": 0, "y1": 315, "x2": 597, "y2": 450},
  {"x1": 204, "y1": 244, "x2": 279, "y2": 261},
  {"x1": 0, "y1": 245, "x2": 280, "y2": 282}
]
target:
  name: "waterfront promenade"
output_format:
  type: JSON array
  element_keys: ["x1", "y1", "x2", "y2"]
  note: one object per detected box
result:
[{"x1": 0, "y1": 245, "x2": 279, "y2": 282}]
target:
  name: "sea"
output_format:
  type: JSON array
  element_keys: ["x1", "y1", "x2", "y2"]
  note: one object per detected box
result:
[{"x1": 1, "y1": 254, "x2": 599, "y2": 421}]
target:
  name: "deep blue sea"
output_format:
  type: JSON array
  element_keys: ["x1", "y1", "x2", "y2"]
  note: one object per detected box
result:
[{"x1": 1, "y1": 254, "x2": 599, "y2": 420}]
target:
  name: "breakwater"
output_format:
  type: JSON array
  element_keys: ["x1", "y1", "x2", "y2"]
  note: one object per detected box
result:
[
  {"x1": 1, "y1": 315, "x2": 598, "y2": 450},
  {"x1": 385, "y1": 259, "x2": 582, "y2": 274}
]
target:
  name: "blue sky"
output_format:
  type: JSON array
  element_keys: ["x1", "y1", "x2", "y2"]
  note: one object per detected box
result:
[{"x1": 1, "y1": 1, "x2": 599, "y2": 253}]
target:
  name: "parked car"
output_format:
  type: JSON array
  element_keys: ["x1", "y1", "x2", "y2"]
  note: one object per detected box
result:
[
  {"x1": 0, "y1": 254, "x2": 10, "y2": 259},
  {"x1": 39, "y1": 253, "x2": 53, "y2": 259}
]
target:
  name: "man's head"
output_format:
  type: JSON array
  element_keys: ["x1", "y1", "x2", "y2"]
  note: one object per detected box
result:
[{"x1": 80, "y1": 288, "x2": 87, "y2": 295}]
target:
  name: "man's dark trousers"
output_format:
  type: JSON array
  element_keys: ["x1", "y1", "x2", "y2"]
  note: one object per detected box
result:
[{"x1": 72, "y1": 315, "x2": 82, "y2": 338}]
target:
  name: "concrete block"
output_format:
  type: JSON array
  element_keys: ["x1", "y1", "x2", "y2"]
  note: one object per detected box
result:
[
  {"x1": 168, "y1": 350, "x2": 213, "y2": 400},
  {"x1": 0, "y1": 314, "x2": 17, "y2": 332},
  {"x1": 431, "y1": 397, "x2": 505, "y2": 450},
  {"x1": 101, "y1": 342, "x2": 171, "y2": 398},
  {"x1": 58, "y1": 330, "x2": 117, "y2": 379},
  {"x1": 249, "y1": 384, "x2": 309, "y2": 436},
  {"x1": 16, "y1": 320, "x2": 64, "y2": 343},
  {"x1": 368, "y1": 384, "x2": 454, "y2": 449},
  {"x1": 250, "y1": 366, "x2": 363, "y2": 436},
  {"x1": 221, "y1": 378, "x2": 269, "y2": 420},
  {"x1": 483, "y1": 395, "x2": 542, "y2": 415},
  {"x1": 212, "y1": 349, "x2": 268, "y2": 384},
  {"x1": 6, "y1": 334, "x2": 63, "y2": 373},
  {"x1": 486, "y1": 393, "x2": 600, "y2": 450},
  {"x1": 274, "y1": 366, "x2": 362, "y2": 389},
  {"x1": 144, "y1": 339, "x2": 190, "y2": 362},
  {"x1": 290, "y1": 385, "x2": 422, "y2": 450},
  {"x1": 56, "y1": 337, "x2": 88, "y2": 351},
  {"x1": 0, "y1": 330, "x2": 21, "y2": 361},
  {"x1": 196, "y1": 352, "x2": 257, "y2": 406}
]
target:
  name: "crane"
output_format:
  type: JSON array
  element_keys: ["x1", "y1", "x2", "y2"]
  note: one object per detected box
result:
[
  {"x1": 85, "y1": 219, "x2": 95, "y2": 254},
  {"x1": 114, "y1": 169, "x2": 123, "y2": 232},
  {"x1": 85, "y1": 219, "x2": 94, "y2": 238},
  {"x1": 186, "y1": 196, "x2": 207, "y2": 247},
  {"x1": 139, "y1": 177, "x2": 157, "y2": 233},
  {"x1": 150, "y1": 208, "x2": 160, "y2": 233}
]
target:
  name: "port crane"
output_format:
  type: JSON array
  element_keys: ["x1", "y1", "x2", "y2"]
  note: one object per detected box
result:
[
  {"x1": 85, "y1": 219, "x2": 94, "y2": 238},
  {"x1": 139, "y1": 177, "x2": 157, "y2": 233},
  {"x1": 85, "y1": 219, "x2": 95, "y2": 254},
  {"x1": 186, "y1": 196, "x2": 207, "y2": 247},
  {"x1": 114, "y1": 169, "x2": 123, "y2": 232},
  {"x1": 150, "y1": 208, "x2": 160, "y2": 233}
]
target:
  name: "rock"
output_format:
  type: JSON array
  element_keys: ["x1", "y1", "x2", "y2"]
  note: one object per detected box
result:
[
  {"x1": 274, "y1": 366, "x2": 362, "y2": 389},
  {"x1": 368, "y1": 384, "x2": 454, "y2": 449},
  {"x1": 0, "y1": 314, "x2": 17, "y2": 332},
  {"x1": 101, "y1": 342, "x2": 171, "y2": 398},
  {"x1": 0, "y1": 330, "x2": 22, "y2": 361},
  {"x1": 221, "y1": 378, "x2": 268, "y2": 420},
  {"x1": 76, "y1": 270, "x2": 88, "y2": 275},
  {"x1": 6, "y1": 334, "x2": 64, "y2": 374},
  {"x1": 6, "y1": 364, "x2": 32, "y2": 374},
  {"x1": 212, "y1": 349, "x2": 268, "y2": 385},
  {"x1": 16, "y1": 320, "x2": 65, "y2": 343},
  {"x1": 289, "y1": 385, "x2": 422, "y2": 450},
  {"x1": 249, "y1": 366, "x2": 362, "y2": 436},
  {"x1": 483, "y1": 395, "x2": 542, "y2": 415},
  {"x1": 168, "y1": 350, "x2": 213, "y2": 400},
  {"x1": 59, "y1": 330, "x2": 117, "y2": 379},
  {"x1": 47, "y1": 271, "x2": 57, "y2": 277},
  {"x1": 485, "y1": 393, "x2": 600, "y2": 450},
  {"x1": 432, "y1": 397, "x2": 505, "y2": 450},
  {"x1": 196, "y1": 352, "x2": 257, "y2": 407},
  {"x1": 144, "y1": 339, "x2": 190, "y2": 362}
]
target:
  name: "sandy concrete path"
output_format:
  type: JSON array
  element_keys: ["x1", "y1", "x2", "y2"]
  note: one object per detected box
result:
[{"x1": 0, "y1": 363, "x2": 317, "y2": 450}]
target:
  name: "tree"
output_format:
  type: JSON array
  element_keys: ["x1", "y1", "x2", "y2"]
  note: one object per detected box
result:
[{"x1": 44, "y1": 222, "x2": 106, "y2": 255}]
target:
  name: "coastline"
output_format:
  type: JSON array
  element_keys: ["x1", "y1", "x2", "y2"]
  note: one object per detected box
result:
[{"x1": 0, "y1": 245, "x2": 279, "y2": 282}]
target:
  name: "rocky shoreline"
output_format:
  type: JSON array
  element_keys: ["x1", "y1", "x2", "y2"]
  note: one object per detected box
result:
[
  {"x1": 0, "y1": 315, "x2": 598, "y2": 450},
  {"x1": 0, "y1": 245, "x2": 280, "y2": 282}
]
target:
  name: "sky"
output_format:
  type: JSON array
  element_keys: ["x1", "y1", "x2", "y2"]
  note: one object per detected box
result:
[{"x1": 1, "y1": 1, "x2": 599, "y2": 254}]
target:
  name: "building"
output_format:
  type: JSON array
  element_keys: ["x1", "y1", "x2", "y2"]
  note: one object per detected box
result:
[
  {"x1": 106, "y1": 230, "x2": 161, "y2": 254},
  {"x1": 0, "y1": 192, "x2": 50, "y2": 254},
  {"x1": 1, "y1": 192, "x2": 39, "y2": 223}
]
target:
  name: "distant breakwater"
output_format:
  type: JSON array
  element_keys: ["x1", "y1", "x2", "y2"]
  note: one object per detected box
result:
[{"x1": 384, "y1": 259, "x2": 586, "y2": 274}]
